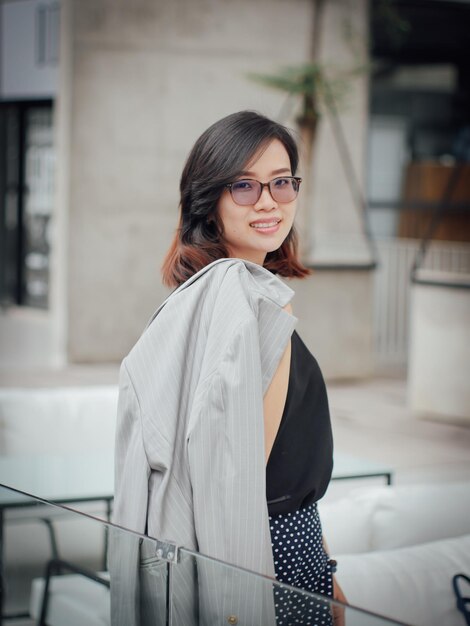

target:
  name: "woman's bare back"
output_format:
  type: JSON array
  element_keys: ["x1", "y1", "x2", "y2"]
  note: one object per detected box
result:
[{"x1": 263, "y1": 303, "x2": 292, "y2": 464}]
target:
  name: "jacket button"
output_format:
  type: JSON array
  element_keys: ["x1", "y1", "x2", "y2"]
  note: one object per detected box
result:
[{"x1": 227, "y1": 616, "x2": 238, "y2": 625}]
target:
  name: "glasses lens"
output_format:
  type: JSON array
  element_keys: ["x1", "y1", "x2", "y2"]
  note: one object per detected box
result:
[
  {"x1": 230, "y1": 180, "x2": 261, "y2": 205},
  {"x1": 270, "y1": 177, "x2": 299, "y2": 203}
]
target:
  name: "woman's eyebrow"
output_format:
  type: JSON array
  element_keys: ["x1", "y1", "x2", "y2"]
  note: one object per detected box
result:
[{"x1": 238, "y1": 167, "x2": 292, "y2": 177}]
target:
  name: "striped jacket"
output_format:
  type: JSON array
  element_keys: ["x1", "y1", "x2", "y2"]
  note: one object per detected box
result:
[{"x1": 111, "y1": 258, "x2": 297, "y2": 625}]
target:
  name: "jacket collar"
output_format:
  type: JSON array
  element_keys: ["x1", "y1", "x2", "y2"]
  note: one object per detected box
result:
[{"x1": 146, "y1": 258, "x2": 294, "y2": 329}]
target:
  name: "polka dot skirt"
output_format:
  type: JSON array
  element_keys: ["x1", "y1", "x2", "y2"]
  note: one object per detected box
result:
[{"x1": 269, "y1": 502, "x2": 334, "y2": 625}]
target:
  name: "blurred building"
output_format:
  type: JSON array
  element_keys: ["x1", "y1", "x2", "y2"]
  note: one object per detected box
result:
[
  {"x1": 367, "y1": 0, "x2": 470, "y2": 422},
  {"x1": 1, "y1": 1, "x2": 469, "y2": 411}
]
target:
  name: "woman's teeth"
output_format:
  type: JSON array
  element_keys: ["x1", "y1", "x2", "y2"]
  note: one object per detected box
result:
[{"x1": 250, "y1": 221, "x2": 279, "y2": 229}]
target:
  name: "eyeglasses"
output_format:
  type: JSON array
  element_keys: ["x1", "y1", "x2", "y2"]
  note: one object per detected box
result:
[{"x1": 225, "y1": 176, "x2": 302, "y2": 206}]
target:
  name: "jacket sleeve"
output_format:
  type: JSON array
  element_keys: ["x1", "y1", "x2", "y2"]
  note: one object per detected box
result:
[
  {"x1": 109, "y1": 361, "x2": 152, "y2": 626},
  {"x1": 187, "y1": 315, "x2": 276, "y2": 625}
]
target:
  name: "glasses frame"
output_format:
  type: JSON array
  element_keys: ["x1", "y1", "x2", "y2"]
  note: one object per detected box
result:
[{"x1": 225, "y1": 176, "x2": 302, "y2": 206}]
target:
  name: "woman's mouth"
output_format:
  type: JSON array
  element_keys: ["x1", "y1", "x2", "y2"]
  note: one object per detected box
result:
[{"x1": 249, "y1": 219, "x2": 281, "y2": 234}]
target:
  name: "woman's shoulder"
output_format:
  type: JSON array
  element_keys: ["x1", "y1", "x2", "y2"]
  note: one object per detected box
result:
[
  {"x1": 136, "y1": 259, "x2": 294, "y2": 358},
  {"x1": 223, "y1": 259, "x2": 295, "y2": 308},
  {"x1": 172, "y1": 258, "x2": 295, "y2": 308}
]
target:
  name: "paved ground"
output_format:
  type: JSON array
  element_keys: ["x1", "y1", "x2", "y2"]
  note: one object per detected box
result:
[{"x1": 327, "y1": 376, "x2": 470, "y2": 497}]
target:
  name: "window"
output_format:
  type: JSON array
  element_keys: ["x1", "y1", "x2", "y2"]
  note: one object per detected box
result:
[{"x1": 0, "y1": 102, "x2": 55, "y2": 309}]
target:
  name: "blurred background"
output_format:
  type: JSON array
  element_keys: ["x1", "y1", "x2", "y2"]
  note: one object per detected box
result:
[
  {"x1": 1, "y1": 0, "x2": 469, "y2": 425},
  {"x1": 0, "y1": 0, "x2": 469, "y2": 383},
  {"x1": 0, "y1": 2, "x2": 470, "y2": 625},
  {"x1": 0, "y1": 0, "x2": 469, "y2": 461}
]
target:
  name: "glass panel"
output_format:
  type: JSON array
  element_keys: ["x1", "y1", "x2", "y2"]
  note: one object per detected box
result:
[
  {"x1": 1, "y1": 484, "x2": 404, "y2": 625},
  {"x1": 0, "y1": 483, "x2": 166, "y2": 626},
  {"x1": 165, "y1": 547, "x2": 404, "y2": 626},
  {"x1": 1, "y1": 484, "x2": 114, "y2": 624}
]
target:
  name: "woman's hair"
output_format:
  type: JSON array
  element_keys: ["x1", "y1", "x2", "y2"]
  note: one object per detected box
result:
[{"x1": 161, "y1": 110, "x2": 310, "y2": 287}]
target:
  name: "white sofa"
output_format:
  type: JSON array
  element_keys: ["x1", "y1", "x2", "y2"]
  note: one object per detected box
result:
[
  {"x1": 0, "y1": 386, "x2": 118, "y2": 569},
  {"x1": 318, "y1": 482, "x2": 470, "y2": 626},
  {"x1": 0, "y1": 385, "x2": 118, "y2": 456}
]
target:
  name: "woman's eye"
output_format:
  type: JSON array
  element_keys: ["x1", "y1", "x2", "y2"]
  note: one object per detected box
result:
[
  {"x1": 233, "y1": 180, "x2": 254, "y2": 191},
  {"x1": 274, "y1": 177, "x2": 290, "y2": 188}
]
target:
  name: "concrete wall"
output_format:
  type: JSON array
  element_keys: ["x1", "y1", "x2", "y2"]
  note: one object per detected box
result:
[
  {"x1": 64, "y1": 0, "x2": 314, "y2": 362},
  {"x1": 0, "y1": 307, "x2": 62, "y2": 369},
  {"x1": 408, "y1": 276, "x2": 470, "y2": 424},
  {"x1": 0, "y1": 0, "x2": 373, "y2": 378},
  {"x1": 61, "y1": 0, "x2": 374, "y2": 377},
  {"x1": 291, "y1": 269, "x2": 374, "y2": 379}
]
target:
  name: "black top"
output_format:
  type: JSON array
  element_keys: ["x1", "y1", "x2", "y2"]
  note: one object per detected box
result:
[{"x1": 266, "y1": 330, "x2": 334, "y2": 516}]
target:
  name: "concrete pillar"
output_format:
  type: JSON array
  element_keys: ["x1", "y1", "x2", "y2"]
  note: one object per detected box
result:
[
  {"x1": 291, "y1": 0, "x2": 375, "y2": 378},
  {"x1": 307, "y1": 0, "x2": 373, "y2": 266},
  {"x1": 408, "y1": 273, "x2": 470, "y2": 424},
  {"x1": 290, "y1": 268, "x2": 374, "y2": 379}
]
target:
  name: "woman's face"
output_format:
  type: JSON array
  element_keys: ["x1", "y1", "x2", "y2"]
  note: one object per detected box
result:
[{"x1": 217, "y1": 139, "x2": 298, "y2": 265}]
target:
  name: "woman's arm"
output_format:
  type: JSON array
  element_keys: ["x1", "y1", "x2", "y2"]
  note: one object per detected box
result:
[{"x1": 323, "y1": 535, "x2": 348, "y2": 625}]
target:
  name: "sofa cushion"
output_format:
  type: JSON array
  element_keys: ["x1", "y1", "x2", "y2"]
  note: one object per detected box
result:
[
  {"x1": 336, "y1": 533, "x2": 470, "y2": 626},
  {"x1": 319, "y1": 482, "x2": 470, "y2": 555},
  {"x1": 0, "y1": 386, "x2": 118, "y2": 455},
  {"x1": 355, "y1": 482, "x2": 470, "y2": 550},
  {"x1": 318, "y1": 496, "x2": 375, "y2": 554}
]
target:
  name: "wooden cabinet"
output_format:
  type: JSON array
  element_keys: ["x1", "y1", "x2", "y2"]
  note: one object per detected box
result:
[{"x1": 399, "y1": 161, "x2": 470, "y2": 242}]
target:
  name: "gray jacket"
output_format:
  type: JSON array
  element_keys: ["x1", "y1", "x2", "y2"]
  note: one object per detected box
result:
[{"x1": 111, "y1": 258, "x2": 297, "y2": 625}]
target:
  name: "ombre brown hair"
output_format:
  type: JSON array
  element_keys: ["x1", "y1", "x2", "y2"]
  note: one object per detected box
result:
[{"x1": 162, "y1": 111, "x2": 310, "y2": 287}]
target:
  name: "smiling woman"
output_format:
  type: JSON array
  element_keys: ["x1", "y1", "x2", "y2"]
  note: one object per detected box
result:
[
  {"x1": 112, "y1": 111, "x2": 346, "y2": 626},
  {"x1": 217, "y1": 139, "x2": 300, "y2": 265},
  {"x1": 161, "y1": 111, "x2": 309, "y2": 287}
]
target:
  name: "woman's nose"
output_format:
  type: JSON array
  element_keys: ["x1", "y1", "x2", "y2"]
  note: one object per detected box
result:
[{"x1": 254, "y1": 186, "x2": 277, "y2": 210}]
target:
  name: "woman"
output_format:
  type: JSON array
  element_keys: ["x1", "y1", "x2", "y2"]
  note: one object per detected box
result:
[{"x1": 112, "y1": 110, "x2": 346, "y2": 625}]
